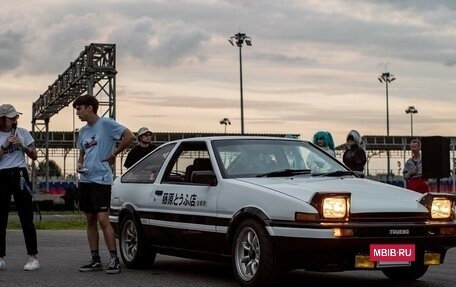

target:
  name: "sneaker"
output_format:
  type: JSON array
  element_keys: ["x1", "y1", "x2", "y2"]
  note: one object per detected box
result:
[
  {"x1": 0, "y1": 258, "x2": 5, "y2": 270},
  {"x1": 24, "y1": 257, "x2": 40, "y2": 271},
  {"x1": 106, "y1": 257, "x2": 121, "y2": 274},
  {"x1": 79, "y1": 259, "x2": 103, "y2": 272}
]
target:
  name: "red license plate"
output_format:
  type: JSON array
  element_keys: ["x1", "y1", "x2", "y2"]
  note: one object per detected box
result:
[{"x1": 370, "y1": 244, "x2": 415, "y2": 262}]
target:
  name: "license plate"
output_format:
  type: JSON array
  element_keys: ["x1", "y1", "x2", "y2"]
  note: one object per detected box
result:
[{"x1": 370, "y1": 244, "x2": 415, "y2": 262}]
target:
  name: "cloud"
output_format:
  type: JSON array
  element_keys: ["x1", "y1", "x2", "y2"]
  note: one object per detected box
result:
[
  {"x1": 0, "y1": 28, "x2": 26, "y2": 72},
  {"x1": 109, "y1": 18, "x2": 211, "y2": 67}
]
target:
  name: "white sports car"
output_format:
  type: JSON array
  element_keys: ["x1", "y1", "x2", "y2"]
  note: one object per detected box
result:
[{"x1": 109, "y1": 136, "x2": 456, "y2": 287}]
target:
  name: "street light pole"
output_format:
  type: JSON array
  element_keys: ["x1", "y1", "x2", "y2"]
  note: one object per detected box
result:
[
  {"x1": 229, "y1": 32, "x2": 252, "y2": 135},
  {"x1": 405, "y1": 106, "x2": 418, "y2": 137},
  {"x1": 378, "y1": 72, "x2": 396, "y2": 182},
  {"x1": 219, "y1": 118, "x2": 231, "y2": 133}
]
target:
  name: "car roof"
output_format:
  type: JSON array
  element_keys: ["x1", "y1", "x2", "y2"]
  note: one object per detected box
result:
[{"x1": 172, "y1": 135, "x2": 306, "y2": 143}]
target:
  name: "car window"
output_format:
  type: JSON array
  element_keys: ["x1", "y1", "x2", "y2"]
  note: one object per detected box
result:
[
  {"x1": 121, "y1": 143, "x2": 176, "y2": 183},
  {"x1": 162, "y1": 141, "x2": 212, "y2": 184},
  {"x1": 212, "y1": 139, "x2": 344, "y2": 178}
]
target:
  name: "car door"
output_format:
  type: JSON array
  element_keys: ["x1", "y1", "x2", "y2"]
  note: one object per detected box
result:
[
  {"x1": 115, "y1": 143, "x2": 177, "y2": 239},
  {"x1": 150, "y1": 140, "x2": 223, "y2": 253}
]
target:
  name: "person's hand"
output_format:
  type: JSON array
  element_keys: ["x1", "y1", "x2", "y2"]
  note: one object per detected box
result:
[
  {"x1": 13, "y1": 135, "x2": 22, "y2": 146},
  {"x1": 2, "y1": 135, "x2": 14, "y2": 149},
  {"x1": 102, "y1": 154, "x2": 116, "y2": 165},
  {"x1": 3, "y1": 135, "x2": 25, "y2": 150},
  {"x1": 76, "y1": 163, "x2": 87, "y2": 173}
]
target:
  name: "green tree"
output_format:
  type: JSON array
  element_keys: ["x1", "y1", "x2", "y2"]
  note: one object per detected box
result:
[{"x1": 36, "y1": 160, "x2": 62, "y2": 177}]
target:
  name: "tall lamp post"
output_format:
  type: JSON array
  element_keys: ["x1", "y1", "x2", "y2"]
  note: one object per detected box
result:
[
  {"x1": 405, "y1": 106, "x2": 418, "y2": 137},
  {"x1": 378, "y1": 72, "x2": 396, "y2": 182},
  {"x1": 228, "y1": 32, "x2": 252, "y2": 135},
  {"x1": 219, "y1": 117, "x2": 231, "y2": 133}
]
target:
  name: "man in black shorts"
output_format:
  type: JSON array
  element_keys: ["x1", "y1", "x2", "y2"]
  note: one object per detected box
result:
[{"x1": 73, "y1": 95, "x2": 134, "y2": 274}]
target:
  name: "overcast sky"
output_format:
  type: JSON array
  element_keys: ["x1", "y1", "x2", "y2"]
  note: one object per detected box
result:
[{"x1": 2, "y1": 0, "x2": 456, "y2": 150}]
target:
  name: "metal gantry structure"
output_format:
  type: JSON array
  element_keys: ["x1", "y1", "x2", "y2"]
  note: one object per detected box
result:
[{"x1": 31, "y1": 43, "x2": 117, "y2": 192}]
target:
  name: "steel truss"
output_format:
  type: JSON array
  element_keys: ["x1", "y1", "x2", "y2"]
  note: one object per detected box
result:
[{"x1": 31, "y1": 43, "x2": 116, "y2": 192}]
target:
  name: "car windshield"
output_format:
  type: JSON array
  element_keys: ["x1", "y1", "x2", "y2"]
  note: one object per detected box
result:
[{"x1": 212, "y1": 138, "x2": 347, "y2": 178}]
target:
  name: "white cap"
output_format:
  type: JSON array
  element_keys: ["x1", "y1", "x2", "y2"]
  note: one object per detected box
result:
[
  {"x1": 0, "y1": 104, "x2": 22, "y2": 118},
  {"x1": 137, "y1": 127, "x2": 152, "y2": 137}
]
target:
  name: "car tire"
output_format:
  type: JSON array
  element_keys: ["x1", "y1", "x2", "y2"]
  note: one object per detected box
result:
[
  {"x1": 232, "y1": 219, "x2": 280, "y2": 287},
  {"x1": 119, "y1": 213, "x2": 155, "y2": 268},
  {"x1": 381, "y1": 263, "x2": 429, "y2": 281}
]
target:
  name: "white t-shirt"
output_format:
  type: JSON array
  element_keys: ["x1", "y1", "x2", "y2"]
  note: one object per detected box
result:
[
  {"x1": 0, "y1": 127, "x2": 34, "y2": 169},
  {"x1": 77, "y1": 117, "x2": 125, "y2": 185}
]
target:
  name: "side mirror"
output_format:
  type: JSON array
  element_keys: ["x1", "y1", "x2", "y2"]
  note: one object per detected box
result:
[{"x1": 191, "y1": 171, "x2": 217, "y2": 186}]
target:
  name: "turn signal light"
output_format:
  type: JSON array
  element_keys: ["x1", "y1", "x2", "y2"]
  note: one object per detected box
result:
[
  {"x1": 424, "y1": 252, "x2": 441, "y2": 265},
  {"x1": 355, "y1": 255, "x2": 375, "y2": 269},
  {"x1": 333, "y1": 228, "x2": 354, "y2": 237}
]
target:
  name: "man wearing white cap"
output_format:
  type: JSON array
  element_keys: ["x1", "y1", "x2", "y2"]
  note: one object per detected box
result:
[
  {"x1": 0, "y1": 104, "x2": 40, "y2": 271},
  {"x1": 124, "y1": 127, "x2": 157, "y2": 168}
]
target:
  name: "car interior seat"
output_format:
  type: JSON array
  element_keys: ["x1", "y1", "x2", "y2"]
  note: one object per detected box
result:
[
  {"x1": 185, "y1": 158, "x2": 213, "y2": 182},
  {"x1": 191, "y1": 158, "x2": 213, "y2": 183},
  {"x1": 193, "y1": 158, "x2": 213, "y2": 172},
  {"x1": 185, "y1": 164, "x2": 194, "y2": 182}
]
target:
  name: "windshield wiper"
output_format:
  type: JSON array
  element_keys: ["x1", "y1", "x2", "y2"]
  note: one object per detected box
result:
[
  {"x1": 312, "y1": 170, "x2": 358, "y2": 177},
  {"x1": 256, "y1": 169, "x2": 312, "y2": 177}
]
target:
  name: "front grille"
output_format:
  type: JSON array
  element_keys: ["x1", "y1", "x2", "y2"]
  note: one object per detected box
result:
[
  {"x1": 349, "y1": 212, "x2": 434, "y2": 237},
  {"x1": 354, "y1": 226, "x2": 433, "y2": 237},
  {"x1": 350, "y1": 212, "x2": 428, "y2": 222}
]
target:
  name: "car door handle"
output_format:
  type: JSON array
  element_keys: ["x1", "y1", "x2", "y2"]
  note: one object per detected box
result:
[{"x1": 155, "y1": 190, "x2": 163, "y2": 196}]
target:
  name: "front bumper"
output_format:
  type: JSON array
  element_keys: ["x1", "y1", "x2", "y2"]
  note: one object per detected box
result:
[{"x1": 268, "y1": 221, "x2": 456, "y2": 271}]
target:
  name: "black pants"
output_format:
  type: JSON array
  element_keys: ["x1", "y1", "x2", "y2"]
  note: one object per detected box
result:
[{"x1": 0, "y1": 167, "x2": 38, "y2": 257}]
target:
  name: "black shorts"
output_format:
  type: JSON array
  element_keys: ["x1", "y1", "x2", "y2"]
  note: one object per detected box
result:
[{"x1": 78, "y1": 182, "x2": 111, "y2": 213}]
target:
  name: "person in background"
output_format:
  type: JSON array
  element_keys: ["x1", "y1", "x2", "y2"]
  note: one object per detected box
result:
[
  {"x1": 403, "y1": 139, "x2": 428, "y2": 193},
  {"x1": 124, "y1": 127, "x2": 157, "y2": 169},
  {"x1": 73, "y1": 95, "x2": 135, "y2": 274},
  {"x1": 312, "y1": 130, "x2": 335, "y2": 156},
  {"x1": 306, "y1": 131, "x2": 335, "y2": 173},
  {"x1": 0, "y1": 104, "x2": 40, "y2": 271},
  {"x1": 343, "y1": 130, "x2": 367, "y2": 172}
]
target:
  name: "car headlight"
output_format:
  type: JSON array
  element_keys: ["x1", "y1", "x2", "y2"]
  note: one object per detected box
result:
[
  {"x1": 420, "y1": 194, "x2": 456, "y2": 220},
  {"x1": 431, "y1": 197, "x2": 453, "y2": 219},
  {"x1": 323, "y1": 197, "x2": 349, "y2": 218},
  {"x1": 309, "y1": 192, "x2": 351, "y2": 221}
]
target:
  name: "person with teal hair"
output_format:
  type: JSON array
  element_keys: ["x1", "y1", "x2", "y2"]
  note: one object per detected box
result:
[
  {"x1": 306, "y1": 130, "x2": 335, "y2": 173},
  {"x1": 312, "y1": 130, "x2": 335, "y2": 156}
]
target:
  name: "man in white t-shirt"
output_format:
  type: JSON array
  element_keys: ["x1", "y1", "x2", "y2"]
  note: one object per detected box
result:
[{"x1": 73, "y1": 95, "x2": 135, "y2": 274}]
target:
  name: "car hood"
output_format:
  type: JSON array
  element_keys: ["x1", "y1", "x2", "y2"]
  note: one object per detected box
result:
[{"x1": 237, "y1": 177, "x2": 426, "y2": 213}]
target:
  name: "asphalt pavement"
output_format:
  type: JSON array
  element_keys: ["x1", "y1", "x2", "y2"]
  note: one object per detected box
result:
[
  {"x1": 0, "y1": 230, "x2": 237, "y2": 287},
  {"x1": 1, "y1": 229, "x2": 456, "y2": 287}
]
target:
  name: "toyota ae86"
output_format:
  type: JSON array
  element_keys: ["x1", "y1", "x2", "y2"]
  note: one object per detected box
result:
[{"x1": 109, "y1": 136, "x2": 456, "y2": 287}]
